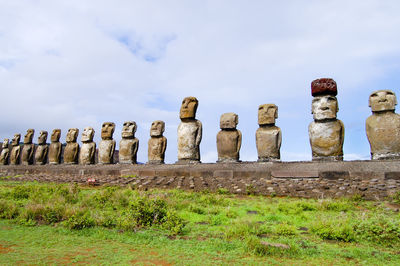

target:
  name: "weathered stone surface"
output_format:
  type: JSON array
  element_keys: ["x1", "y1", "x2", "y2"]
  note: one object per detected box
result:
[
  {"x1": 256, "y1": 104, "x2": 282, "y2": 161},
  {"x1": 309, "y1": 79, "x2": 344, "y2": 161},
  {"x1": 148, "y1": 120, "x2": 167, "y2": 164},
  {"x1": 217, "y1": 113, "x2": 241, "y2": 162},
  {"x1": 119, "y1": 121, "x2": 139, "y2": 164},
  {"x1": 98, "y1": 122, "x2": 116, "y2": 164},
  {"x1": 48, "y1": 129, "x2": 62, "y2": 165},
  {"x1": 34, "y1": 130, "x2": 48, "y2": 165},
  {"x1": 177, "y1": 97, "x2": 202, "y2": 163},
  {"x1": 21, "y1": 129, "x2": 35, "y2": 165},
  {"x1": 311, "y1": 78, "x2": 337, "y2": 97},
  {"x1": 0, "y1": 138, "x2": 9, "y2": 165},
  {"x1": 79, "y1": 127, "x2": 96, "y2": 165},
  {"x1": 64, "y1": 128, "x2": 79, "y2": 164},
  {"x1": 366, "y1": 90, "x2": 400, "y2": 160},
  {"x1": 10, "y1": 134, "x2": 21, "y2": 165}
]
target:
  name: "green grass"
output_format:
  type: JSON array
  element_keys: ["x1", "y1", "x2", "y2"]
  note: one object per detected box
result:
[{"x1": 0, "y1": 180, "x2": 400, "y2": 265}]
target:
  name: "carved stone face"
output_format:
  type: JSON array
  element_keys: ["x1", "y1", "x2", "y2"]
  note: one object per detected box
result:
[
  {"x1": 312, "y1": 95, "x2": 338, "y2": 120},
  {"x1": 12, "y1": 134, "x2": 20, "y2": 146},
  {"x1": 220, "y1": 113, "x2": 238, "y2": 129},
  {"x1": 66, "y1": 128, "x2": 79, "y2": 143},
  {"x1": 122, "y1": 121, "x2": 137, "y2": 139},
  {"x1": 81, "y1": 127, "x2": 94, "y2": 142},
  {"x1": 24, "y1": 129, "x2": 34, "y2": 144},
  {"x1": 38, "y1": 131, "x2": 48, "y2": 145},
  {"x1": 150, "y1": 120, "x2": 165, "y2": 137},
  {"x1": 369, "y1": 90, "x2": 397, "y2": 112},
  {"x1": 51, "y1": 129, "x2": 61, "y2": 142},
  {"x1": 101, "y1": 122, "x2": 115, "y2": 140},
  {"x1": 180, "y1": 97, "x2": 198, "y2": 119},
  {"x1": 2, "y1": 139, "x2": 9, "y2": 149},
  {"x1": 258, "y1": 104, "x2": 278, "y2": 125}
]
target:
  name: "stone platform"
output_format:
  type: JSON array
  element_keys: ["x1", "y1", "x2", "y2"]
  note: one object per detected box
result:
[{"x1": 1, "y1": 160, "x2": 400, "y2": 200}]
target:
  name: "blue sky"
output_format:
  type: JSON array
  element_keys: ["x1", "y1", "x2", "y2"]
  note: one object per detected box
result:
[{"x1": 1, "y1": 0, "x2": 400, "y2": 163}]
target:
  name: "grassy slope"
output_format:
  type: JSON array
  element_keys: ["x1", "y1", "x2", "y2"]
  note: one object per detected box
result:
[{"x1": 0, "y1": 181, "x2": 400, "y2": 265}]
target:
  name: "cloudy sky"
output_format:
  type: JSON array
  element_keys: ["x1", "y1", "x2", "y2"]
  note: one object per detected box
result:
[{"x1": 1, "y1": 0, "x2": 400, "y2": 163}]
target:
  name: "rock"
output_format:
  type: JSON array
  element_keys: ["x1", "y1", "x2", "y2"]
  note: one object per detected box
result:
[
  {"x1": 119, "y1": 121, "x2": 139, "y2": 164},
  {"x1": 48, "y1": 129, "x2": 62, "y2": 164},
  {"x1": 148, "y1": 120, "x2": 167, "y2": 164},
  {"x1": 79, "y1": 127, "x2": 96, "y2": 165},
  {"x1": 34, "y1": 130, "x2": 48, "y2": 165},
  {"x1": 217, "y1": 112, "x2": 241, "y2": 162},
  {"x1": 21, "y1": 129, "x2": 35, "y2": 165},
  {"x1": 98, "y1": 122, "x2": 116, "y2": 164},
  {"x1": 0, "y1": 138, "x2": 10, "y2": 165},
  {"x1": 64, "y1": 128, "x2": 79, "y2": 164},
  {"x1": 261, "y1": 241, "x2": 290, "y2": 249}
]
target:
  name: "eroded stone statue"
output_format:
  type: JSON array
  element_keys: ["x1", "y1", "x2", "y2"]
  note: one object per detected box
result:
[
  {"x1": 48, "y1": 129, "x2": 62, "y2": 165},
  {"x1": 309, "y1": 78, "x2": 344, "y2": 161},
  {"x1": 10, "y1": 134, "x2": 21, "y2": 165},
  {"x1": 34, "y1": 130, "x2": 48, "y2": 165},
  {"x1": 21, "y1": 129, "x2": 35, "y2": 165},
  {"x1": 64, "y1": 128, "x2": 79, "y2": 164},
  {"x1": 79, "y1": 127, "x2": 96, "y2": 165},
  {"x1": 98, "y1": 122, "x2": 116, "y2": 164},
  {"x1": 119, "y1": 121, "x2": 139, "y2": 164},
  {"x1": 148, "y1": 120, "x2": 167, "y2": 164},
  {"x1": 256, "y1": 104, "x2": 282, "y2": 161},
  {"x1": 366, "y1": 90, "x2": 400, "y2": 160},
  {"x1": 177, "y1": 97, "x2": 202, "y2": 163},
  {"x1": 217, "y1": 113, "x2": 241, "y2": 162},
  {"x1": 0, "y1": 139, "x2": 10, "y2": 165}
]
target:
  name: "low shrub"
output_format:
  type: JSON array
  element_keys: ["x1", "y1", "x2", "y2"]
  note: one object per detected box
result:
[
  {"x1": 354, "y1": 215, "x2": 400, "y2": 245},
  {"x1": 275, "y1": 222, "x2": 298, "y2": 236},
  {"x1": 311, "y1": 219, "x2": 355, "y2": 242},
  {"x1": 64, "y1": 211, "x2": 95, "y2": 230}
]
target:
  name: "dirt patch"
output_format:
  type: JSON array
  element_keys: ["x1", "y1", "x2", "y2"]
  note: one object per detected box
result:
[
  {"x1": 130, "y1": 259, "x2": 173, "y2": 266},
  {"x1": 0, "y1": 244, "x2": 13, "y2": 254}
]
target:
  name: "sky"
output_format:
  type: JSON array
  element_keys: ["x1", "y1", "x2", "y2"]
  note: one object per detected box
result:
[{"x1": 1, "y1": 0, "x2": 400, "y2": 163}]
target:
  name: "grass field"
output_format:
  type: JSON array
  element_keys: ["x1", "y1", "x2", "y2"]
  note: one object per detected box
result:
[{"x1": 0, "y1": 180, "x2": 400, "y2": 265}]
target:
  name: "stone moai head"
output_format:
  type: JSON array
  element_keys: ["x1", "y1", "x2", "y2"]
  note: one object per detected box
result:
[
  {"x1": 12, "y1": 134, "x2": 20, "y2": 146},
  {"x1": 122, "y1": 121, "x2": 137, "y2": 139},
  {"x1": 51, "y1": 129, "x2": 61, "y2": 142},
  {"x1": 2, "y1": 139, "x2": 9, "y2": 149},
  {"x1": 311, "y1": 78, "x2": 338, "y2": 120},
  {"x1": 220, "y1": 113, "x2": 238, "y2": 129},
  {"x1": 81, "y1": 127, "x2": 95, "y2": 143},
  {"x1": 38, "y1": 131, "x2": 48, "y2": 145},
  {"x1": 180, "y1": 96, "x2": 198, "y2": 120},
  {"x1": 66, "y1": 128, "x2": 79, "y2": 143},
  {"x1": 258, "y1": 104, "x2": 278, "y2": 125},
  {"x1": 369, "y1": 90, "x2": 397, "y2": 112},
  {"x1": 150, "y1": 120, "x2": 165, "y2": 137},
  {"x1": 23, "y1": 129, "x2": 34, "y2": 144},
  {"x1": 101, "y1": 122, "x2": 115, "y2": 140}
]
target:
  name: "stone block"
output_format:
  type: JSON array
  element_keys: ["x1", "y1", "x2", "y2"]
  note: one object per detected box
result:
[
  {"x1": 271, "y1": 171, "x2": 318, "y2": 178},
  {"x1": 319, "y1": 171, "x2": 349, "y2": 180},
  {"x1": 213, "y1": 170, "x2": 233, "y2": 178},
  {"x1": 385, "y1": 172, "x2": 400, "y2": 180}
]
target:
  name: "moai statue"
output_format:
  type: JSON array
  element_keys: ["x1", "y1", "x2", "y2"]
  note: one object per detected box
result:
[
  {"x1": 366, "y1": 90, "x2": 400, "y2": 160},
  {"x1": 216, "y1": 113, "x2": 242, "y2": 162},
  {"x1": 309, "y1": 78, "x2": 344, "y2": 161},
  {"x1": 21, "y1": 129, "x2": 35, "y2": 165},
  {"x1": 0, "y1": 139, "x2": 10, "y2": 165},
  {"x1": 10, "y1": 134, "x2": 21, "y2": 165},
  {"x1": 148, "y1": 120, "x2": 167, "y2": 164},
  {"x1": 48, "y1": 129, "x2": 62, "y2": 164},
  {"x1": 79, "y1": 127, "x2": 96, "y2": 165},
  {"x1": 119, "y1": 121, "x2": 139, "y2": 164},
  {"x1": 177, "y1": 96, "x2": 202, "y2": 163},
  {"x1": 34, "y1": 130, "x2": 48, "y2": 165},
  {"x1": 256, "y1": 104, "x2": 282, "y2": 162},
  {"x1": 98, "y1": 122, "x2": 116, "y2": 164},
  {"x1": 64, "y1": 128, "x2": 79, "y2": 164}
]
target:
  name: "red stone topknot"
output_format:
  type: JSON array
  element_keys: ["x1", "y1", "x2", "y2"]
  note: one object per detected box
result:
[{"x1": 311, "y1": 78, "x2": 337, "y2": 97}]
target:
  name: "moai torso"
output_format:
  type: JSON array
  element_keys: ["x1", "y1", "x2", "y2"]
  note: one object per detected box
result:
[
  {"x1": 148, "y1": 120, "x2": 167, "y2": 164},
  {"x1": 309, "y1": 120, "x2": 344, "y2": 159},
  {"x1": 366, "y1": 90, "x2": 400, "y2": 159},
  {"x1": 64, "y1": 128, "x2": 79, "y2": 164},
  {"x1": 98, "y1": 122, "x2": 116, "y2": 164},
  {"x1": 21, "y1": 129, "x2": 35, "y2": 165},
  {"x1": 309, "y1": 78, "x2": 344, "y2": 161},
  {"x1": 48, "y1": 129, "x2": 62, "y2": 165},
  {"x1": 256, "y1": 104, "x2": 282, "y2": 161},
  {"x1": 79, "y1": 127, "x2": 96, "y2": 165},
  {"x1": 10, "y1": 134, "x2": 21, "y2": 165},
  {"x1": 177, "y1": 97, "x2": 202, "y2": 163},
  {"x1": 34, "y1": 131, "x2": 48, "y2": 165},
  {"x1": 119, "y1": 121, "x2": 139, "y2": 164},
  {"x1": 0, "y1": 139, "x2": 10, "y2": 165},
  {"x1": 216, "y1": 112, "x2": 241, "y2": 162}
]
